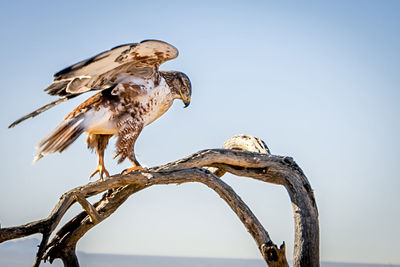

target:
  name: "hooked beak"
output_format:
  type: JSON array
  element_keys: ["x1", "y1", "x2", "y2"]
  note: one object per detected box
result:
[
  {"x1": 183, "y1": 97, "x2": 191, "y2": 108},
  {"x1": 179, "y1": 89, "x2": 191, "y2": 108}
]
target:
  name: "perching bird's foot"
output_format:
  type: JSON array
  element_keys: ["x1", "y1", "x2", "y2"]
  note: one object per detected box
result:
[
  {"x1": 89, "y1": 165, "x2": 110, "y2": 180},
  {"x1": 122, "y1": 165, "x2": 147, "y2": 174}
]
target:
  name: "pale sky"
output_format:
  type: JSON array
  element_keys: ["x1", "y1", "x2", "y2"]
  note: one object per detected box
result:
[{"x1": 0, "y1": 0, "x2": 399, "y2": 265}]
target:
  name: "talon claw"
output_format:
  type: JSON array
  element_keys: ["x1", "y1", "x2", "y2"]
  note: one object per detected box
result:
[
  {"x1": 89, "y1": 164, "x2": 110, "y2": 180},
  {"x1": 122, "y1": 165, "x2": 147, "y2": 174},
  {"x1": 89, "y1": 169, "x2": 99, "y2": 179}
]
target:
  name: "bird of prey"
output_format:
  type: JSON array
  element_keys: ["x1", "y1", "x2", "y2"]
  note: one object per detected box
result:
[{"x1": 9, "y1": 40, "x2": 192, "y2": 179}]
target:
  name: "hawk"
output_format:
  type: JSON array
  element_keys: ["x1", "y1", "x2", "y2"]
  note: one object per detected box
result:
[{"x1": 9, "y1": 40, "x2": 192, "y2": 179}]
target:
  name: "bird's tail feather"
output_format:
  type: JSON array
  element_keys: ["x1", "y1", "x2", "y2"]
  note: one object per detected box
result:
[
  {"x1": 33, "y1": 116, "x2": 85, "y2": 163},
  {"x1": 8, "y1": 96, "x2": 77, "y2": 128}
]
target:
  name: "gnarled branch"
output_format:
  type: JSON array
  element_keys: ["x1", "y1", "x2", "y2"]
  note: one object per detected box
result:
[{"x1": 0, "y1": 135, "x2": 319, "y2": 267}]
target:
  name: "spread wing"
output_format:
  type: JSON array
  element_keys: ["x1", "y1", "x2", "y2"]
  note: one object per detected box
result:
[
  {"x1": 45, "y1": 39, "x2": 178, "y2": 96},
  {"x1": 9, "y1": 40, "x2": 178, "y2": 128}
]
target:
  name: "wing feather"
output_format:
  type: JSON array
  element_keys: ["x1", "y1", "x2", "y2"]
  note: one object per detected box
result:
[
  {"x1": 10, "y1": 40, "x2": 178, "y2": 128},
  {"x1": 46, "y1": 40, "x2": 178, "y2": 97},
  {"x1": 8, "y1": 96, "x2": 73, "y2": 128}
]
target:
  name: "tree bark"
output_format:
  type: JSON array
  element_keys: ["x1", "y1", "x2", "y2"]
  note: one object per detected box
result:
[{"x1": 0, "y1": 134, "x2": 318, "y2": 267}]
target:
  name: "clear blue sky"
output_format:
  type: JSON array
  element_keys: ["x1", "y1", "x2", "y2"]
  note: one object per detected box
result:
[{"x1": 0, "y1": 0, "x2": 399, "y2": 265}]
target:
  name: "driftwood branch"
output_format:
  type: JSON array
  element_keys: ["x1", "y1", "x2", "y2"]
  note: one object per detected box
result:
[{"x1": 0, "y1": 135, "x2": 319, "y2": 267}]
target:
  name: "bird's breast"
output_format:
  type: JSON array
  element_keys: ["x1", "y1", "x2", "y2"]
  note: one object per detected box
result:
[{"x1": 142, "y1": 82, "x2": 173, "y2": 126}]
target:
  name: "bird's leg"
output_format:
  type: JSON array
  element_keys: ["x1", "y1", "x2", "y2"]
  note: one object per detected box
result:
[
  {"x1": 87, "y1": 134, "x2": 112, "y2": 180},
  {"x1": 114, "y1": 120, "x2": 146, "y2": 174},
  {"x1": 122, "y1": 158, "x2": 147, "y2": 174},
  {"x1": 90, "y1": 149, "x2": 110, "y2": 180}
]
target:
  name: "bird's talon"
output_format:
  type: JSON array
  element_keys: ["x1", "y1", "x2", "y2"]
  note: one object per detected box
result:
[
  {"x1": 122, "y1": 165, "x2": 147, "y2": 174},
  {"x1": 89, "y1": 165, "x2": 110, "y2": 180},
  {"x1": 89, "y1": 169, "x2": 99, "y2": 179}
]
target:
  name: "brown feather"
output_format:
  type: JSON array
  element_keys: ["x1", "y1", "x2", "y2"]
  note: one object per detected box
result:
[
  {"x1": 34, "y1": 115, "x2": 85, "y2": 163},
  {"x1": 8, "y1": 96, "x2": 72, "y2": 128}
]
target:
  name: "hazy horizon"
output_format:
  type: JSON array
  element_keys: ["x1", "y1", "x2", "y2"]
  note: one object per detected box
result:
[{"x1": 1, "y1": 238, "x2": 398, "y2": 267}]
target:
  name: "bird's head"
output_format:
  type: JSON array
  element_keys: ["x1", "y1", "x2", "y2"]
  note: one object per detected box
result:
[{"x1": 161, "y1": 71, "x2": 192, "y2": 108}]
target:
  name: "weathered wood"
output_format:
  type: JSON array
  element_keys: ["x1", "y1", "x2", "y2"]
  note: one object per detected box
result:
[
  {"x1": 262, "y1": 242, "x2": 288, "y2": 267},
  {"x1": 0, "y1": 135, "x2": 318, "y2": 267},
  {"x1": 72, "y1": 192, "x2": 102, "y2": 224}
]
